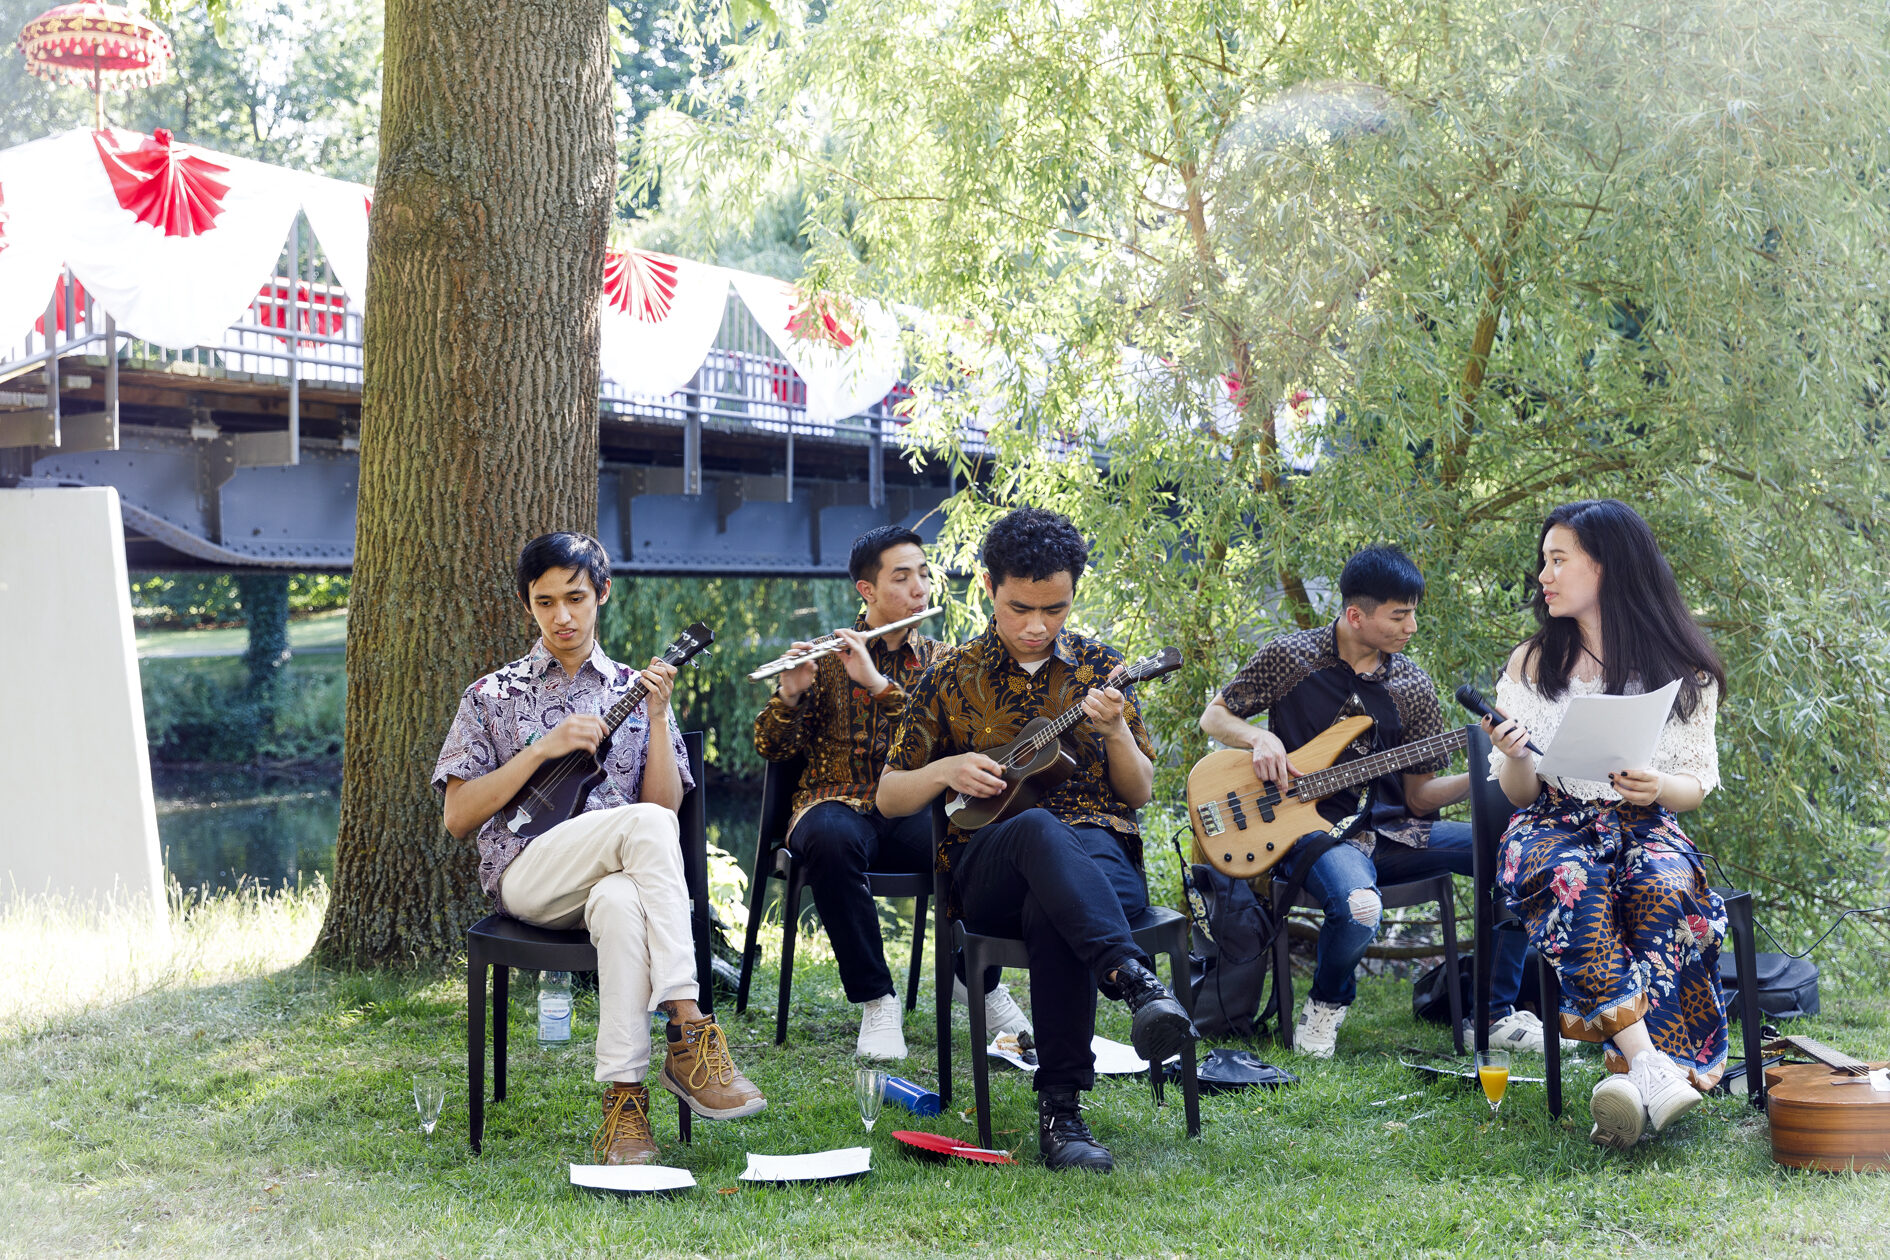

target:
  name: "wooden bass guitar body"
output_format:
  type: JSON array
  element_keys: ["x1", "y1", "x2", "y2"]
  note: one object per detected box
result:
[
  {"x1": 1764, "y1": 1036, "x2": 1890, "y2": 1172},
  {"x1": 1186, "y1": 716, "x2": 1374, "y2": 880},
  {"x1": 942, "y1": 716, "x2": 1077, "y2": 831}
]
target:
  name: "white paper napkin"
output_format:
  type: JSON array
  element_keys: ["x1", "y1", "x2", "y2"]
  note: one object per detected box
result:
[
  {"x1": 569, "y1": 1162, "x2": 697, "y2": 1193},
  {"x1": 738, "y1": 1147, "x2": 873, "y2": 1182}
]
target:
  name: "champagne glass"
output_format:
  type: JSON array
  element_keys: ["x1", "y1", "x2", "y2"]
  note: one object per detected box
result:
[
  {"x1": 413, "y1": 1073, "x2": 448, "y2": 1136},
  {"x1": 854, "y1": 1067, "x2": 887, "y2": 1132},
  {"x1": 1475, "y1": 1050, "x2": 1511, "y2": 1118}
]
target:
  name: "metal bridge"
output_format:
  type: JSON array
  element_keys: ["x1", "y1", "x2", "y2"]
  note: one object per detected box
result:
[{"x1": 0, "y1": 217, "x2": 958, "y2": 576}]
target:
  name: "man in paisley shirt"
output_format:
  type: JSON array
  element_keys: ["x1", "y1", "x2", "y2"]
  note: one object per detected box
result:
[
  {"x1": 1197, "y1": 545, "x2": 1537, "y2": 1058},
  {"x1": 753, "y1": 526, "x2": 1032, "y2": 1060},
  {"x1": 878, "y1": 507, "x2": 1197, "y2": 1174},
  {"x1": 433, "y1": 532, "x2": 764, "y2": 1167}
]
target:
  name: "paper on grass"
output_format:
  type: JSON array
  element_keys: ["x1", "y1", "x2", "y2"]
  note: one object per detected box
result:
[
  {"x1": 739, "y1": 1147, "x2": 872, "y2": 1182},
  {"x1": 569, "y1": 1163, "x2": 696, "y2": 1193},
  {"x1": 987, "y1": 1034, "x2": 1177, "y2": 1075},
  {"x1": 1534, "y1": 679, "x2": 1681, "y2": 784}
]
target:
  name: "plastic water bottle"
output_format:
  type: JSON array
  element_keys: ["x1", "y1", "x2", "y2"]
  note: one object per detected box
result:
[{"x1": 537, "y1": 970, "x2": 572, "y2": 1045}]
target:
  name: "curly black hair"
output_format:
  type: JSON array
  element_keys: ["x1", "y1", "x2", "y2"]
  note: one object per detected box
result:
[{"x1": 980, "y1": 506, "x2": 1089, "y2": 587}]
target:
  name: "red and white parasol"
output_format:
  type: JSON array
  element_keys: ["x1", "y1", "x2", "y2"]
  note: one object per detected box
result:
[{"x1": 16, "y1": 3, "x2": 173, "y2": 129}]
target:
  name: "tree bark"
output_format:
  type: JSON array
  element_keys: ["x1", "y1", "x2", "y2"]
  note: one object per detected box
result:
[{"x1": 315, "y1": 0, "x2": 614, "y2": 967}]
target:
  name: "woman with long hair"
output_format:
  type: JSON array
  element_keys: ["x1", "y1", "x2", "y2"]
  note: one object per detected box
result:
[{"x1": 1483, "y1": 499, "x2": 1729, "y2": 1151}]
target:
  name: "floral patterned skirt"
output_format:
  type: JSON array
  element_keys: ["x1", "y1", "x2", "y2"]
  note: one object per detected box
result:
[{"x1": 1497, "y1": 787, "x2": 1728, "y2": 1088}]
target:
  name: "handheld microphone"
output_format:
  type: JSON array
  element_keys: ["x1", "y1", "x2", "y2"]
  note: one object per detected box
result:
[{"x1": 1455, "y1": 685, "x2": 1543, "y2": 755}]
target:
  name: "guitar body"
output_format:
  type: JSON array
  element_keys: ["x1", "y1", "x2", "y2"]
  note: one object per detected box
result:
[
  {"x1": 505, "y1": 732, "x2": 613, "y2": 840},
  {"x1": 1187, "y1": 715, "x2": 1374, "y2": 881},
  {"x1": 1765, "y1": 1055, "x2": 1890, "y2": 1172},
  {"x1": 944, "y1": 717, "x2": 1080, "y2": 831}
]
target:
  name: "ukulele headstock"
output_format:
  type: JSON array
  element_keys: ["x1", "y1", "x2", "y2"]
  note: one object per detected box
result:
[
  {"x1": 665, "y1": 621, "x2": 716, "y2": 667},
  {"x1": 1119, "y1": 645, "x2": 1183, "y2": 685}
]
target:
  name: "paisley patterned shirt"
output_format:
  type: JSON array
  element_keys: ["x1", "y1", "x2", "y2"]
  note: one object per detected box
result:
[
  {"x1": 886, "y1": 620, "x2": 1156, "y2": 914},
  {"x1": 432, "y1": 638, "x2": 693, "y2": 904},
  {"x1": 752, "y1": 612, "x2": 945, "y2": 820}
]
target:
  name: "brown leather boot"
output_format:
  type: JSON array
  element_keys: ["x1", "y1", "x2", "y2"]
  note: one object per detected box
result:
[
  {"x1": 658, "y1": 1015, "x2": 767, "y2": 1119},
  {"x1": 594, "y1": 1081, "x2": 659, "y2": 1166}
]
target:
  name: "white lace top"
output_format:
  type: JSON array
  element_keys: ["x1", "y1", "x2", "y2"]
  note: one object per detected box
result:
[{"x1": 1489, "y1": 672, "x2": 1721, "y2": 802}]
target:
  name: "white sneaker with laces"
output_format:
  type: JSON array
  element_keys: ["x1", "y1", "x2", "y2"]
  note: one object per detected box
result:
[
  {"x1": 1292, "y1": 997, "x2": 1348, "y2": 1058},
  {"x1": 953, "y1": 976, "x2": 1034, "y2": 1039},
  {"x1": 1487, "y1": 1009, "x2": 1548, "y2": 1054},
  {"x1": 1589, "y1": 1072, "x2": 1646, "y2": 1150},
  {"x1": 1629, "y1": 1050, "x2": 1704, "y2": 1133},
  {"x1": 855, "y1": 992, "x2": 907, "y2": 1060}
]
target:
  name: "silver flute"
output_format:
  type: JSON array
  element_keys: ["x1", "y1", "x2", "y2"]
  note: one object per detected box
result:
[{"x1": 748, "y1": 607, "x2": 944, "y2": 681}]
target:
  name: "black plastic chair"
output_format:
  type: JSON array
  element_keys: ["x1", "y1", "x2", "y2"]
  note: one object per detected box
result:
[
  {"x1": 735, "y1": 755, "x2": 932, "y2": 1045},
  {"x1": 929, "y1": 801, "x2": 1201, "y2": 1150},
  {"x1": 1465, "y1": 723, "x2": 1767, "y2": 1113},
  {"x1": 467, "y1": 731, "x2": 716, "y2": 1154},
  {"x1": 1269, "y1": 868, "x2": 1465, "y2": 1054}
]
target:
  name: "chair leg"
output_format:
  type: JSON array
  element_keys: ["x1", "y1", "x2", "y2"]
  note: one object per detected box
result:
[
  {"x1": 737, "y1": 853, "x2": 774, "y2": 1017},
  {"x1": 468, "y1": 949, "x2": 486, "y2": 1155},
  {"x1": 1725, "y1": 894, "x2": 1766, "y2": 1108},
  {"x1": 492, "y1": 965, "x2": 509, "y2": 1102},
  {"x1": 1440, "y1": 881, "x2": 1464, "y2": 1055},
  {"x1": 1167, "y1": 928, "x2": 1201, "y2": 1138},
  {"x1": 1271, "y1": 885, "x2": 1295, "y2": 1050},
  {"x1": 678, "y1": 1095, "x2": 692, "y2": 1144},
  {"x1": 905, "y1": 894, "x2": 928, "y2": 1012},
  {"x1": 1539, "y1": 953, "x2": 1562, "y2": 1118},
  {"x1": 775, "y1": 868, "x2": 803, "y2": 1047},
  {"x1": 936, "y1": 916, "x2": 954, "y2": 1109},
  {"x1": 965, "y1": 942, "x2": 995, "y2": 1151}
]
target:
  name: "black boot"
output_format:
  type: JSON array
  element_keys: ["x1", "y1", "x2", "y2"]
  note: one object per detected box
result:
[
  {"x1": 1038, "y1": 1088, "x2": 1113, "y2": 1172},
  {"x1": 1112, "y1": 958, "x2": 1199, "y2": 1065}
]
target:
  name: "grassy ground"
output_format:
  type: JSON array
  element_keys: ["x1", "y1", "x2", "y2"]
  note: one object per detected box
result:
[
  {"x1": 3, "y1": 887, "x2": 1888, "y2": 1259},
  {"x1": 137, "y1": 609, "x2": 349, "y2": 659}
]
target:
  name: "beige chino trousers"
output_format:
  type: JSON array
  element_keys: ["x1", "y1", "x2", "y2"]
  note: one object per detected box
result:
[{"x1": 498, "y1": 802, "x2": 699, "y2": 1083}]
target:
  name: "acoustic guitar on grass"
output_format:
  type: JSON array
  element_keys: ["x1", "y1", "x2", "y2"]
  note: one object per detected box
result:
[
  {"x1": 942, "y1": 646, "x2": 1184, "y2": 831},
  {"x1": 1187, "y1": 716, "x2": 1469, "y2": 881},
  {"x1": 502, "y1": 621, "x2": 715, "y2": 840}
]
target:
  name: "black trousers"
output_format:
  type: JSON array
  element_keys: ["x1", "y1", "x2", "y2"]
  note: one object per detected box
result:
[
  {"x1": 954, "y1": 807, "x2": 1149, "y2": 1094},
  {"x1": 792, "y1": 801, "x2": 933, "y2": 1003}
]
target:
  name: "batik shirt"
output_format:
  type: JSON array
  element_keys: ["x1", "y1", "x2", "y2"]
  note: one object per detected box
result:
[
  {"x1": 432, "y1": 638, "x2": 692, "y2": 906},
  {"x1": 1218, "y1": 620, "x2": 1450, "y2": 855},
  {"x1": 751, "y1": 613, "x2": 944, "y2": 820},
  {"x1": 886, "y1": 621, "x2": 1156, "y2": 916}
]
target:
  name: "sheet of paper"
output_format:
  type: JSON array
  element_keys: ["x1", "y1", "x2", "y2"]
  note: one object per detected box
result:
[
  {"x1": 569, "y1": 1163, "x2": 697, "y2": 1193},
  {"x1": 986, "y1": 1033, "x2": 1035, "y2": 1071},
  {"x1": 1534, "y1": 679, "x2": 1681, "y2": 783},
  {"x1": 738, "y1": 1147, "x2": 872, "y2": 1183},
  {"x1": 987, "y1": 1034, "x2": 1177, "y2": 1075}
]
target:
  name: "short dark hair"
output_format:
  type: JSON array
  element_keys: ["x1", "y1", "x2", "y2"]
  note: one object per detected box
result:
[
  {"x1": 848, "y1": 525, "x2": 926, "y2": 584},
  {"x1": 981, "y1": 507, "x2": 1089, "y2": 588},
  {"x1": 1339, "y1": 544, "x2": 1425, "y2": 610},
  {"x1": 516, "y1": 531, "x2": 611, "y2": 604}
]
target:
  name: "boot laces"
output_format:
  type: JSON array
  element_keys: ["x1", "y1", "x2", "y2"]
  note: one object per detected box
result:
[
  {"x1": 1045, "y1": 1101, "x2": 1097, "y2": 1145},
  {"x1": 683, "y1": 1020, "x2": 737, "y2": 1089},
  {"x1": 593, "y1": 1085, "x2": 651, "y2": 1159}
]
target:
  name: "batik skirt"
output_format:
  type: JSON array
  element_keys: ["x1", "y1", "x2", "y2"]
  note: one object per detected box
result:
[{"x1": 1496, "y1": 786, "x2": 1729, "y2": 1088}]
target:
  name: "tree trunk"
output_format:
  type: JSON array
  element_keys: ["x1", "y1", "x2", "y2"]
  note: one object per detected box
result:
[
  {"x1": 239, "y1": 573, "x2": 291, "y2": 690},
  {"x1": 315, "y1": 0, "x2": 614, "y2": 967}
]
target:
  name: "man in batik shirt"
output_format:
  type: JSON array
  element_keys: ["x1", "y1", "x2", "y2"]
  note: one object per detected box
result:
[
  {"x1": 878, "y1": 507, "x2": 1196, "y2": 1174},
  {"x1": 434, "y1": 531, "x2": 764, "y2": 1166}
]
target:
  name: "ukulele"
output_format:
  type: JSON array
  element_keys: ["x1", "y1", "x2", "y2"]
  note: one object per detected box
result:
[
  {"x1": 1186, "y1": 718, "x2": 1469, "y2": 880},
  {"x1": 502, "y1": 621, "x2": 715, "y2": 840},
  {"x1": 1763, "y1": 1035, "x2": 1890, "y2": 1172},
  {"x1": 942, "y1": 646, "x2": 1184, "y2": 831}
]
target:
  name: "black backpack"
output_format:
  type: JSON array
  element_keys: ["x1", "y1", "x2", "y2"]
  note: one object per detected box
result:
[
  {"x1": 1184, "y1": 861, "x2": 1279, "y2": 1039},
  {"x1": 1720, "y1": 952, "x2": 1820, "y2": 1019}
]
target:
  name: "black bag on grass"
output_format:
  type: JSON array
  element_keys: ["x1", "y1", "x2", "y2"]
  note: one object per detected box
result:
[
  {"x1": 1720, "y1": 952, "x2": 1820, "y2": 1020},
  {"x1": 1185, "y1": 862, "x2": 1277, "y2": 1039}
]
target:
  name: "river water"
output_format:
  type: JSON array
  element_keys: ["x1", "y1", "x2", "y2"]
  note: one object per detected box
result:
[{"x1": 152, "y1": 766, "x2": 767, "y2": 894}]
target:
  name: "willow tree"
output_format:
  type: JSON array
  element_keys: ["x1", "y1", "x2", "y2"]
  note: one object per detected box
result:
[
  {"x1": 316, "y1": 0, "x2": 616, "y2": 965},
  {"x1": 662, "y1": 0, "x2": 1890, "y2": 936}
]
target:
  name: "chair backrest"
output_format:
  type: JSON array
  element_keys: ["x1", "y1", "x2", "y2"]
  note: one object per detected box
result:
[
  {"x1": 757, "y1": 753, "x2": 806, "y2": 858},
  {"x1": 1464, "y1": 723, "x2": 1517, "y2": 890}
]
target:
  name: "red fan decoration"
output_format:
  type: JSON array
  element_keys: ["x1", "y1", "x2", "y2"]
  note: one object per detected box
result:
[
  {"x1": 0, "y1": 180, "x2": 10, "y2": 255},
  {"x1": 93, "y1": 128, "x2": 232, "y2": 238},
  {"x1": 604, "y1": 248, "x2": 681, "y2": 323},
  {"x1": 255, "y1": 280, "x2": 349, "y2": 341},
  {"x1": 35, "y1": 274, "x2": 89, "y2": 336},
  {"x1": 787, "y1": 289, "x2": 858, "y2": 350},
  {"x1": 17, "y1": 3, "x2": 172, "y2": 128}
]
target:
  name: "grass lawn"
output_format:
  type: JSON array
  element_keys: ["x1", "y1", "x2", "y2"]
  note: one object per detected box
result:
[
  {"x1": 138, "y1": 610, "x2": 349, "y2": 659},
  {"x1": 3, "y1": 886, "x2": 1887, "y2": 1259}
]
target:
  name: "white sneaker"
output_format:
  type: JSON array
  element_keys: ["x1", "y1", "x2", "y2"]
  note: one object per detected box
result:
[
  {"x1": 1629, "y1": 1050, "x2": 1704, "y2": 1134},
  {"x1": 1589, "y1": 1073, "x2": 1646, "y2": 1150},
  {"x1": 953, "y1": 976, "x2": 1034, "y2": 1039},
  {"x1": 855, "y1": 993, "x2": 907, "y2": 1060},
  {"x1": 1487, "y1": 1009, "x2": 1548, "y2": 1054},
  {"x1": 1292, "y1": 998, "x2": 1348, "y2": 1058}
]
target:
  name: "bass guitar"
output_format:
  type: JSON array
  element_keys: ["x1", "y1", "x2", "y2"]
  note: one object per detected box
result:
[
  {"x1": 1187, "y1": 718, "x2": 1468, "y2": 880},
  {"x1": 1764, "y1": 1035, "x2": 1890, "y2": 1172},
  {"x1": 502, "y1": 621, "x2": 715, "y2": 840},
  {"x1": 943, "y1": 646, "x2": 1183, "y2": 830}
]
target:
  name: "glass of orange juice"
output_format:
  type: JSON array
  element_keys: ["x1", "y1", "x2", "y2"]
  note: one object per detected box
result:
[{"x1": 1475, "y1": 1049, "x2": 1511, "y2": 1117}]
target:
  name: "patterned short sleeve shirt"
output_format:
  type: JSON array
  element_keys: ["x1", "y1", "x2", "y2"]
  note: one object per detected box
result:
[
  {"x1": 432, "y1": 638, "x2": 693, "y2": 904},
  {"x1": 886, "y1": 621, "x2": 1157, "y2": 912}
]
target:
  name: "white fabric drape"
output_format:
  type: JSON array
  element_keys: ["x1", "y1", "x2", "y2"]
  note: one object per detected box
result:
[
  {"x1": 729, "y1": 271, "x2": 901, "y2": 424},
  {"x1": 597, "y1": 250, "x2": 730, "y2": 398}
]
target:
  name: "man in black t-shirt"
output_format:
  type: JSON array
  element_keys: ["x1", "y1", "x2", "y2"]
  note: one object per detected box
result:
[{"x1": 1198, "y1": 546, "x2": 1535, "y2": 1058}]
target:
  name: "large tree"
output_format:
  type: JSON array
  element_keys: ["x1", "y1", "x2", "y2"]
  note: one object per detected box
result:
[
  {"x1": 316, "y1": 0, "x2": 616, "y2": 965},
  {"x1": 665, "y1": 0, "x2": 1890, "y2": 935}
]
